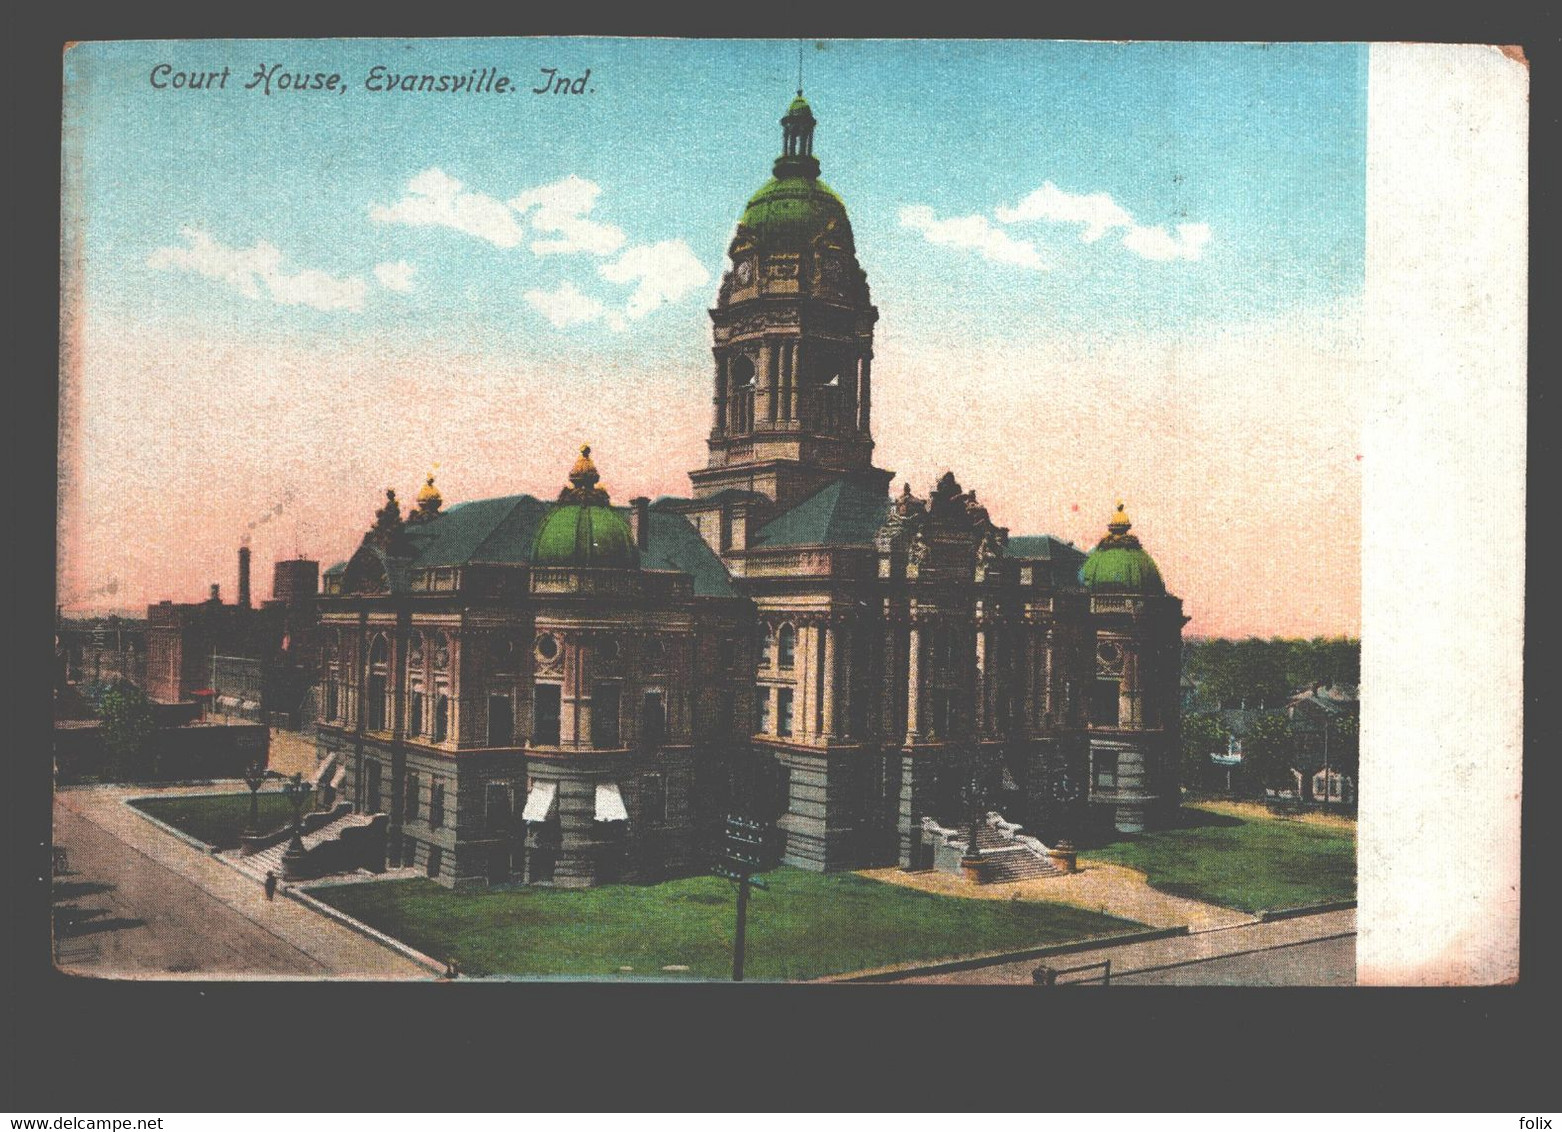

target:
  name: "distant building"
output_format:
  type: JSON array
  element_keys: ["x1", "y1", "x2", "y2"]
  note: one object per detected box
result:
[{"x1": 145, "y1": 547, "x2": 323, "y2": 727}]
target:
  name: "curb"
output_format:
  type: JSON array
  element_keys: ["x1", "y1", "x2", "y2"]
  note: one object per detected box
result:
[
  {"x1": 1258, "y1": 900, "x2": 1357, "y2": 922},
  {"x1": 120, "y1": 795, "x2": 226, "y2": 857},
  {"x1": 284, "y1": 885, "x2": 446, "y2": 976},
  {"x1": 819, "y1": 925, "x2": 1191, "y2": 984}
]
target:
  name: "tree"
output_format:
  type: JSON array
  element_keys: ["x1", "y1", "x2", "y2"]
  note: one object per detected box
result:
[
  {"x1": 1180, "y1": 712, "x2": 1225, "y2": 792},
  {"x1": 1244, "y1": 712, "x2": 1297, "y2": 793},
  {"x1": 98, "y1": 680, "x2": 157, "y2": 781}
]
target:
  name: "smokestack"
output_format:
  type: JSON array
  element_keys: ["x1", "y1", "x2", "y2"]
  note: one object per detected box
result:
[
  {"x1": 209, "y1": 583, "x2": 221, "y2": 603},
  {"x1": 629, "y1": 497, "x2": 651, "y2": 551},
  {"x1": 238, "y1": 542, "x2": 252, "y2": 609}
]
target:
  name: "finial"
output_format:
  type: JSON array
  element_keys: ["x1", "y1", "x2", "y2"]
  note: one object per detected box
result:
[{"x1": 1107, "y1": 501, "x2": 1132, "y2": 536}]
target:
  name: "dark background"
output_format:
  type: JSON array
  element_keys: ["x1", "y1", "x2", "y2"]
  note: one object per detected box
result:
[{"x1": 11, "y1": 4, "x2": 1555, "y2": 1113}]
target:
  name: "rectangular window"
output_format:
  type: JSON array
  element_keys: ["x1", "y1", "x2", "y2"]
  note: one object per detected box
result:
[
  {"x1": 426, "y1": 845, "x2": 442, "y2": 879},
  {"x1": 641, "y1": 773, "x2": 666, "y2": 823},
  {"x1": 485, "y1": 783, "x2": 512, "y2": 833},
  {"x1": 757, "y1": 688, "x2": 772, "y2": 735},
  {"x1": 1094, "y1": 752, "x2": 1118, "y2": 791},
  {"x1": 641, "y1": 691, "x2": 666, "y2": 748},
  {"x1": 592, "y1": 682, "x2": 622, "y2": 748},
  {"x1": 366, "y1": 760, "x2": 382, "y2": 813},
  {"x1": 323, "y1": 682, "x2": 338, "y2": 722},
  {"x1": 777, "y1": 688, "x2": 794, "y2": 737},
  {"x1": 405, "y1": 771, "x2": 420, "y2": 821},
  {"x1": 758, "y1": 632, "x2": 772, "y2": 668},
  {"x1": 433, "y1": 693, "x2": 450, "y2": 743},
  {"x1": 533, "y1": 684, "x2": 562, "y2": 745},
  {"x1": 1090, "y1": 678, "x2": 1121, "y2": 727},
  {"x1": 409, "y1": 691, "x2": 424, "y2": 736},
  {"x1": 488, "y1": 695, "x2": 514, "y2": 747},
  {"x1": 368, "y1": 675, "x2": 387, "y2": 730},
  {"x1": 430, "y1": 779, "x2": 446, "y2": 828}
]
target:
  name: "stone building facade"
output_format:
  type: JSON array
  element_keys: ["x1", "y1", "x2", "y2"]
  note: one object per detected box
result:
[{"x1": 313, "y1": 93, "x2": 1186, "y2": 888}]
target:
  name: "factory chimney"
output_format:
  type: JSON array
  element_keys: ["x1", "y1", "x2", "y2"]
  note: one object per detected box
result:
[{"x1": 238, "y1": 540, "x2": 252, "y2": 609}]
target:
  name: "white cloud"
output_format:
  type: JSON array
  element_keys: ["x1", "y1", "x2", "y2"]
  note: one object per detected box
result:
[
  {"x1": 523, "y1": 281, "x2": 607, "y2": 328},
  {"x1": 369, "y1": 168, "x2": 525, "y2": 248},
  {"x1": 598, "y1": 240, "x2": 711, "y2": 319},
  {"x1": 147, "y1": 227, "x2": 368, "y2": 312},
  {"x1": 897, "y1": 205, "x2": 1046, "y2": 270},
  {"x1": 995, "y1": 180, "x2": 1212, "y2": 262},
  {"x1": 373, "y1": 260, "x2": 417, "y2": 293},
  {"x1": 995, "y1": 182, "x2": 1136, "y2": 242},
  {"x1": 1121, "y1": 222, "x2": 1212, "y2": 262},
  {"x1": 509, "y1": 174, "x2": 627, "y2": 257}
]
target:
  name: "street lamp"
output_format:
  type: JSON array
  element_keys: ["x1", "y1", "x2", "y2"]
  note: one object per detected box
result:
[
  {"x1": 241, "y1": 760, "x2": 272, "y2": 836},
  {"x1": 280, "y1": 772, "x2": 312, "y2": 879}
]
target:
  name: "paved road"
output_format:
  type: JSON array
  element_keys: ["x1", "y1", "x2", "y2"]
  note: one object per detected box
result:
[
  {"x1": 53, "y1": 806, "x2": 330, "y2": 977},
  {"x1": 882, "y1": 908, "x2": 1356, "y2": 985},
  {"x1": 1112, "y1": 932, "x2": 1354, "y2": 985},
  {"x1": 52, "y1": 788, "x2": 429, "y2": 979}
]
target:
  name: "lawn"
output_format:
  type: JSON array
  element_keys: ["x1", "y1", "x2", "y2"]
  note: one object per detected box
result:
[
  {"x1": 1081, "y1": 804, "x2": 1356, "y2": 914},
  {"x1": 130, "y1": 792, "x2": 297, "y2": 849},
  {"x1": 313, "y1": 867, "x2": 1144, "y2": 980}
]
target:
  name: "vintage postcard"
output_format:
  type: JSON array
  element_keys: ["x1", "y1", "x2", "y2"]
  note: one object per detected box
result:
[{"x1": 53, "y1": 38, "x2": 1525, "y2": 987}]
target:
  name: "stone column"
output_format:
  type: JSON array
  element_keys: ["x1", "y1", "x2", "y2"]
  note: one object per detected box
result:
[
  {"x1": 790, "y1": 342, "x2": 803, "y2": 422},
  {"x1": 905, "y1": 621, "x2": 922, "y2": 743},
  {"x1": 858, "y1": 353, "x2": 872, "y2": 431},
  {"x1": 756, "y1": 341, "x2": 775, "y2": 425},
  {"x1": 821, "y1": 623, "x2": 839, "y2": 740},
  {"x1": 713, "y1": 356, "x2": 727, "y2": 436},
  {"x1": 974, "y1": 613, "x2": 989, "y2": 736},
  {"x1": 560, "y1": 636, "x2": 590, "y2": 749},
  {"x1": 1119, "y1": 645, "x2": 1142, "y2": 729}
]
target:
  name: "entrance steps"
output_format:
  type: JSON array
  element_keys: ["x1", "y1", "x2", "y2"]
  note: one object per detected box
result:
[
  {"x1": 921, "y1": 811, "x2": 1063, "y2": 884},
  {"x1": 231, "y1": 808, "x2": 382, "y2": 881}
]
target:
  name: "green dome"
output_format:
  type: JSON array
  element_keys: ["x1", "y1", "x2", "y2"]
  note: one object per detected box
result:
[
  {"x1": 531, "y1": 503, "x2": 639, "y2": 569},
  {"x1": 1079, "y1": 546, "x2": 1165, "y2": 594},
  {"x1": 739, "y1": 174, "x2": 852, "y2": 246}
]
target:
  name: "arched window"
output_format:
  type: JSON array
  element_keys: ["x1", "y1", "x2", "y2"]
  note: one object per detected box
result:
[
  {"x1": 368, "y1": 634, "x2": 390, "y2": 731},
  {"x1": 432, "y1": 632, "x2": 451, "y2": 671},
  {"x1": 778, "y1": 624, "x2": 797, "y2": 670},
  {"x1": 758, "y1": 625, "x2": 774, "y2": 668}
]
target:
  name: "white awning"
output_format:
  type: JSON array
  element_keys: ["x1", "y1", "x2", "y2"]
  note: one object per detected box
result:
[
  {"x1": 521, "y1": 782, "x2": 557, "y2": 822},
  {"x1": 595, "y1": 782, "x2": 628, "y2": 823},
  {"x1": 311, "y1": 755, "x2": 337, "y2": 787},
  {"x1": 240, "y1": 699, "x2": 261, "y2": 713},
  {"x1": 329, "y1": 764, "x2": 348, "y2": 790},
  {"x1": 218, "y1": 696, "x2": 241, "y2": 709}
]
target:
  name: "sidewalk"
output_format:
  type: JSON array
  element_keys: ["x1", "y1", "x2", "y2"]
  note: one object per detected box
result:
[
  {"x1": 54, "y1": 785, "x2": 429, "y2": 980},
  {"x1": 863, "y1": 908, "x2": 1357, "y2": 984}
]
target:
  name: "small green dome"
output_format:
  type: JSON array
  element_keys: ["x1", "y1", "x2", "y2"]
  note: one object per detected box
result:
[
  {"x1": 788, "y1": 94, "x2": 813, "y2": 115},
  {"x1": 739, "y1": 175, "x2": 852, "y2": 247},
  {"x1": 1080, "y1": 546, "x2": 1165, "y2": 594},
  {"x1": 531, "y1": 503, "x2": 639, "y2": 569},
  {"x1": 530, "y1": 444, "x2": 639, "y2": 569},
  {"x1": 1078, "y1": 502, "x2": 1166, "y2": 594}
]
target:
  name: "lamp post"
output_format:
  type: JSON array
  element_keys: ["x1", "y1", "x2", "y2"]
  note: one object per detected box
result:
[
  {"x1": 242, "y1": 760, "x2": 270, "y2": 837},
  {"x1": 280, "y1": 772, "x2": 312, "y2": 879}
]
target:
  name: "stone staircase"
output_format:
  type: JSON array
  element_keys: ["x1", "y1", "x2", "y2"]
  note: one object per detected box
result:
[
  {"x1": 233, "y1": 808, "x2": 383, "y2": 882},
  {"x1": 922, "y1": 812, "x2": 1063, "y2": 884}
]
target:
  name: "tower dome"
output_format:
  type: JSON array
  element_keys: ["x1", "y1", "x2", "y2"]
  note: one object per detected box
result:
[
  {"x1": 734, "y1": 92, "x2": 857, "y2": 253},
  {"x1": 531, "y1": 446, "x2": 640, "y2": 569},
  {"x1": 1079, "y1": 503, "x2": 1166, "y2": 594}
]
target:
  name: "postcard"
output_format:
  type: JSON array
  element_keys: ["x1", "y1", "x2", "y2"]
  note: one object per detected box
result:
[{"x1": 53, "y1": 38, "x2": 1525, "y2": 986}]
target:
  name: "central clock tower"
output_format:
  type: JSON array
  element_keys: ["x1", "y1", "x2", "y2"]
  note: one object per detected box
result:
[{"x1": 689, "y1": 93, "x2": 893, "y2": 513}]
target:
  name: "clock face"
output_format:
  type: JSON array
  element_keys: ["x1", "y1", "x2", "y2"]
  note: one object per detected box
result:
[
  {"x1": 1051, "y1": 768, "x2": 1082, "y2": 803},
  {"x1": 735, "y1": 260, "x2": 753, "y2": 285}
]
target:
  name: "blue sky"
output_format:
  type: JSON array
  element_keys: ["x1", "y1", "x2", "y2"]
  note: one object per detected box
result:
[
  {"x1": 65, "y1": 39, "x2": 1365, "y2": 357},
  {"x1": 60, "y1": 39, "x2": 1367, "y2": 636}
]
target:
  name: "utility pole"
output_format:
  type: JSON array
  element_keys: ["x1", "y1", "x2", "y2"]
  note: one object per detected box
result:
[{"x1": 717, "y1": 813, "x2": 768, "y2": 982}]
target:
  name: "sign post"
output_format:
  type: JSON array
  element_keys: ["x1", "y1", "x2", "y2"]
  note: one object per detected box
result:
[{"x1": 717, "y1": 813, "x2": 769, "y2": 982}]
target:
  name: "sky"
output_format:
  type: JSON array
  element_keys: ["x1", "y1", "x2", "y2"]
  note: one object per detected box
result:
[{"x1": 59, "y1": 38, "x2": 1366, "y2": 637}]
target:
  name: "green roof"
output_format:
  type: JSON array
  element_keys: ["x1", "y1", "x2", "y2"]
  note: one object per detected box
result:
[
  {"x1": 1079, "y1": 545, "x2": 1166, "y2": 595},
  {"x1": 739, "y1": 175, "x2": 851, "y2": 246},
  {"x1": 327, "y1": 493, "x2": 738, "y2": 598},
  {"x1": 531, "y1": 503, "x2": 639, "y2": 569},
  {"x1": 753, "y1": 478, "x2": 891, "y2": 548}
]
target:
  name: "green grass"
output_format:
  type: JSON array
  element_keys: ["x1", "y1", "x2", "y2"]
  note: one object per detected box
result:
[
  {"x1": 313, "y1": 867, "x2": 1144, "y2": 980},
  {"x1": 130, "y1": 793, "x2": 297, "y2": 849},
  {"x1": 1081, "y1": 805, "x2": 1356, "y2": 913}
]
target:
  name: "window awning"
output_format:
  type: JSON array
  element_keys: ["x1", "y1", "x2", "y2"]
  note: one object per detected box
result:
[
  {"x1": 595, "y1": 782, "x2": 629, "y2": 823},
  {"x1": 521, "y1": 782, "x2": 558, "y2": 822},
  {"x1": 330, "y1": 764, "x2": 348, "y2": 790},
  {"x1": 240, "y1": 699, "x2": 261, "y2": 713},
  {"x1": 311, "y1": 755, "x2": 337, "y2": 787},
  {"x1": 218, "y1": 696, "x2": 241, "y2": 709}
]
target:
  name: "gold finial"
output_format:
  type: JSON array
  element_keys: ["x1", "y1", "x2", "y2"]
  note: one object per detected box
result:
[
  {"x1": 569, "y1": 444, "x2": 600, "y2": 490},
  {"x1": 1108, "y1": 501, "x2": 1132, "y2": 535}
]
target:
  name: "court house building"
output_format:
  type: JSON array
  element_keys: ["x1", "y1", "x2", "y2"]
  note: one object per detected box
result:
[{"x1": 312, "y1": 93, "x2": 1186, "y2": 888}]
